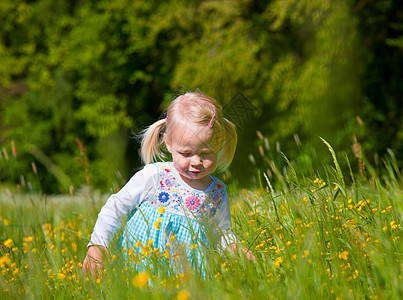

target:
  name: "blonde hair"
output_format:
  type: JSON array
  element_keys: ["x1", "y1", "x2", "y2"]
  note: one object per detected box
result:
[{"x1": 140, "y1": 92, "x2": 237, "y2": 172}]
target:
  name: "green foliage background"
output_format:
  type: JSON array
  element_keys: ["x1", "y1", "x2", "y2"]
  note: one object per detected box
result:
[{"x1": 0, "y1": 0, "x2": 402, "y2": 193}]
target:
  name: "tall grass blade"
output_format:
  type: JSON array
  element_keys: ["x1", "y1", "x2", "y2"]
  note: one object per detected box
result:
[{"x1": 320, "y1": 137, "x2": 345, "y2": 189}]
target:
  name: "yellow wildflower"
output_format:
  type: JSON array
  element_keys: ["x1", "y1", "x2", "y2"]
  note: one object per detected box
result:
[
  {"x1": 23, "y1": 236, "x2": 34, "y2": 242},
  {"x1": 177, "y1": 289, "x2": 190, "y2": 300},
  {"x1": 4, "y1": 239, "x2": 13, "y2": 248},
  {"x1": 132, "y1": 272, "x2": 149, "y2": 288},
  {"x1": 158, "y1": 206, "x2": 165, "y2": 214},
  {"x1": 274, "y1": 256, "x2": 283, "y2": 267},
  {"x1": 57, "y1": 273, "x2": 66, "y2": 279},
  {"x1": 339, "y1": 251, "x2": 349, "y2": 261},
  {"x1": 0, "y1": 254, "x2": 10, "y2": 267}
]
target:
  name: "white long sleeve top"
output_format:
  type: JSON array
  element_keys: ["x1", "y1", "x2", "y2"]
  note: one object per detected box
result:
[{"x1": 88, "y1": 162, "x2": 237, "y2": 250}]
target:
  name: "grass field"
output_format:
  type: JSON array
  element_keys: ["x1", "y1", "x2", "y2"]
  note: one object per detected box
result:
[{"x1": 0, "y1": 144, "x2": 402, "y2": 299}]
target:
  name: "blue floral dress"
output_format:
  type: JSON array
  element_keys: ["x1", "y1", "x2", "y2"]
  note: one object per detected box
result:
[{"x1": 117, "y1": 162, "x2": 229, "y2": 275}]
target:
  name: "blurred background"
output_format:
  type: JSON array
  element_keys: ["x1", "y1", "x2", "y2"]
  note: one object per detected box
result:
[{"x1": 0, "y1": 0, "x2": 402, "y2": 193}]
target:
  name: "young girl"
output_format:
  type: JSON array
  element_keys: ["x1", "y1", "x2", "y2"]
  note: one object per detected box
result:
[{"x1": 83, "y1": 92, "x2": 254, "y2": 276}]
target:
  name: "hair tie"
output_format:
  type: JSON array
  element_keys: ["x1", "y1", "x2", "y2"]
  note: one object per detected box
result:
[{"x1": 208, "y1": 113, "x2": 215, "y2": 128}]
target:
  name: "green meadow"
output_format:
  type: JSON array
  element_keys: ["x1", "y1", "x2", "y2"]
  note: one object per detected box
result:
[{"x1": 1, "y1": 141, "x2": 402, "y2": 299}]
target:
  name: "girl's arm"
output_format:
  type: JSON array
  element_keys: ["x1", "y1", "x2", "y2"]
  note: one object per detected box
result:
[
  {"x1": 84, "y1": 164, "x2": 158, "y2": 274},
  {"x1": 88, "y1": 164, "x2": 158, "y2": 248},
  {"x1": 217, "y1": 193, "x2": 256, "y2": 262},
  {"x1": 216, "y1": 193, "x2": 238, "y2": 248}
]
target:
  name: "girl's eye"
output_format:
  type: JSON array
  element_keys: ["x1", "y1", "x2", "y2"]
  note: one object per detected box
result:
[{"x1": 180, "y1": 152, "x2": 192, "y2": 157}]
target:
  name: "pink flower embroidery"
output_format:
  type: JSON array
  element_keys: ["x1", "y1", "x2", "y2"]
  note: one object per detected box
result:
[
  {"x1": 164, "y1": 178, "x2": 174, "y2": 187},
  {"x1": 216, "y1": 183, "x2": 223, "y2": 189},
  {"x1": 185, "y1": 195, "x2": 200, "y2": 210}
]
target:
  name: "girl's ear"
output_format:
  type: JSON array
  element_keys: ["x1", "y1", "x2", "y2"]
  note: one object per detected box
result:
[{"x1": 164, "y1": 134, "x2": 172, "y2": 153}]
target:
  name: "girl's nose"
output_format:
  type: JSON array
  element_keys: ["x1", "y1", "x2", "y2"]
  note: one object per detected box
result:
[{"x1": 191, "y1": 155, "x2": 202, "y2": 165}]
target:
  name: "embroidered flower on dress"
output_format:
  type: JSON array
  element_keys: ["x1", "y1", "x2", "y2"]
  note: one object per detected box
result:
[
  {"x1": 158, "y1": 192, "x2": 170, "y2": 203},
  {"x1": 164, "y1": 178, "x2": 174, "y2": 187},
  {"x1": 216, "y1": 183, "x2": 223, "y2": 189},
  {"x1": 185, "y1": 195, "x2": 200, "y2": 210}
]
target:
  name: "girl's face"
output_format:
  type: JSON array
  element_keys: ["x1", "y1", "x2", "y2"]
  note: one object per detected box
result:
[{"x1": 165, "y1": 124, "x2": 219, "y2": 190}]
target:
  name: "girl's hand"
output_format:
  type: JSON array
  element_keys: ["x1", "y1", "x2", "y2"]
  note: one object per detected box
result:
[
  {"x1": 83, "y1": 245, "x2": 110, "y2": 276},
  {"x1": 228, "y1": 243, "x2": 256, "y2": 262}
]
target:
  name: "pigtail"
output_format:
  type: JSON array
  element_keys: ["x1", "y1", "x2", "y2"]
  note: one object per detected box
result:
[
  {"x1": 140, "y1": 119, "x2": 166, "y2": 164},
  {"x1": 217, "y1": 118, "x2": 238, "y2": 171}
]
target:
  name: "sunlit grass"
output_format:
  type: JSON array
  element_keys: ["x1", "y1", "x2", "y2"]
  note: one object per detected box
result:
[{"x1": 1, "y1": 146, "x2": 402, "y2": 299}]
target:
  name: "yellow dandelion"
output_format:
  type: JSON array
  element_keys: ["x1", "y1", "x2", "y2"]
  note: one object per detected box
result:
[
  {"x1": 303, "y1": 196, "x2": 308, "y2": 202},
  {"x1": 372, "y1": 208, "x2": 378, "y2": 213},
  {"x1": 158, "y1": 206, "x2": 165, "y2": 214},
  {"x1": 4, "y1": 239, "x2": 13, "y2": 248},
  {"x1": 190, "y1": 244, "x2": 197, "y2": 249},
  {"x1": 177, "y1": 289, "x2": 190, "y2": 300},
  {"x1": 134, "y1": 241, "x2": 142, "y2": 248},
  {"x1": 23, "y1": 236, "x2": 34, "y2": 243},
  {"x1": 170, "y1": 235, "x2": 176, "y2": 240},
  {"x1": 286, "y1": 241, "x2": 292, "y2": 246},
  {"x1": 154, "y1": 221, "x2": 160, "y2": 230},
  {"x1": 128, "y1": 248, "x2": 135, "y2": 257},
  {"x1": 303, "y1": 250, "x2": 309, "y2": 257},
  {"x1": 57, "y1": 273, "x2": 66, "y2": 279},
  {"x1": 339, "y1": 251, "x2": 349, "y2": 261},
  {"x1": 0, "y1": 254, "x2": 10, "y2": 267},
  {"x1": 71, "y1": 242, "x2": 77, "y2": 253},
  {"x1": 382, "y1": 226, "x2": 388, "y2": 231},
  {"x1": 132, "y1": 272, "x2": 149, "y2": 288},
  {"x1": 162, "y1": 249, "x2": 170, "y2": 258},
  {"x1": 334, "y1": 185, "x2": 339, "y2": 190},
  {"x1": 386, "y1": 206, "x2": 392, "y2": 211},
  {"x1": 274, "y1": 256, "x2": 283, "y2": 268}
]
